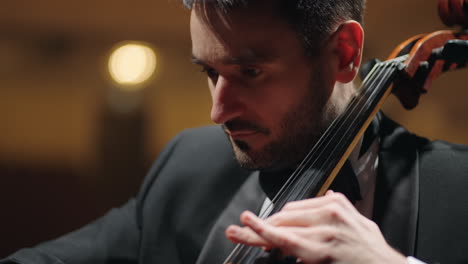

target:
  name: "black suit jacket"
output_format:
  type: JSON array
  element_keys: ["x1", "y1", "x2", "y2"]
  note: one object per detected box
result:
[{"x1": 2, "y1": 114, "x2": 468, "y2": 264}]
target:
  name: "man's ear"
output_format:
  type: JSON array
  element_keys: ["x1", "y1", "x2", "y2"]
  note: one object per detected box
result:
[{"x1": 329, "y1": 21, "x2": 364, "y2": 83}]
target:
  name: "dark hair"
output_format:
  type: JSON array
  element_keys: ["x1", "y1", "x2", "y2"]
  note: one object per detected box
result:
[{"x1": 183, "y1": 0, "x2": 365, "y2": 57}]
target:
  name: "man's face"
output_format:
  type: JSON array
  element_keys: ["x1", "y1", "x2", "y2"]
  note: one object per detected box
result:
[{"x1": 190, "y1": 4, "x2": 337, "y2": 170}]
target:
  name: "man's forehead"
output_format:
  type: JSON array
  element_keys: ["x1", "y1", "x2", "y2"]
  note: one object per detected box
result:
[{"x1": 190, "y1": 4, "x2": 290, "y2": 66}]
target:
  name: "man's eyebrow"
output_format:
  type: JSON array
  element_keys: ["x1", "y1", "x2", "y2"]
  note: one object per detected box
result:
[{"x1": 191, "y1": 53, "x2": 275, "y2": 66}]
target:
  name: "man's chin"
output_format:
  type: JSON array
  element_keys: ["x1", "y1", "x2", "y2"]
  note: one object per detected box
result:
[
  {"x1": 230, "y1": 139, "x2": 275, "y2": 170},
  {"x1": 229, "y1": 134, "x2": 308, "y2": 172},
  {"x1": 232, "y1": 147, "x2": 263, "y2": 170}
]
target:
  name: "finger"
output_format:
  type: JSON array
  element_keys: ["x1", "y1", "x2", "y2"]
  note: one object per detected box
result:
[
  {"x1": 225, "y1": 224, "x2": 270, "y2": 247},
  {"x1": 259, "y1": 225, "x2": 341, "y2": 244},
  {"x1": 295, "y1": 225, "x2": 341, "y2": 243},
  {"x1": 226, "y1": 224, "x2": 334, "y2": 251},
  {"x1": 266, "y1": 208, "x2": 334, "y2": 227},
  {"x1": 240, "y1": 211, "x2": 310, "y2": 256},
  {"x1": 282, "y1": 192, "x2": 356, "y2": 214},
  {"x1": 281, "y1": 197, "x2": 329, "y2": 212},
  {"x1": 241, "y1": 211, "x2": 333, "y2": 261}
]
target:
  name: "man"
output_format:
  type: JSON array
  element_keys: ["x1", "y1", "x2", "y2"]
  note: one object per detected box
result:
[{"x1": 2, "y1": 0, "x2": 468, "y2": 263}]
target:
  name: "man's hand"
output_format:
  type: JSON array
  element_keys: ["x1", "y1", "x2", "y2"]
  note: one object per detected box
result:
[{"x1": 225, "y1": 191, "x2": 407, "y2": 264}]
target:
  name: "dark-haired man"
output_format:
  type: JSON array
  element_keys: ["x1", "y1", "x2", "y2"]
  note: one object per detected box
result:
[{"x1": 2, "y1": 0, "x2": 468, "y2": 263}]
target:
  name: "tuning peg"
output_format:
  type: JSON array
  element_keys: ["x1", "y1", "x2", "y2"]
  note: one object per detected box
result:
[{"x1": 432, "y1": 39, "x2": 468, "y2": 64}]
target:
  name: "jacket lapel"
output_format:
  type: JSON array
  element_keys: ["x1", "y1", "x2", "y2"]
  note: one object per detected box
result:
[
  {"x1": 195, "y1": 171, "x2": 266, "y2": 264},
  {"x1": 373, "y1": 114, "x2": 419, "y2": 256}
]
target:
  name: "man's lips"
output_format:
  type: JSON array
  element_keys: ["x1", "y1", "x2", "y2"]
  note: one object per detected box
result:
[
  {"x1": 222, "y1": 120, "x2": 269, "y2": 139},
  {"x1": 225, "y1": 129, "x2": 260, "y2": 138}
]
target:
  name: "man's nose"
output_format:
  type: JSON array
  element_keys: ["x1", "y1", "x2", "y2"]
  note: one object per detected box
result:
[{"x1": 210, "y1": 76, "x2": 244, "y2": 124}]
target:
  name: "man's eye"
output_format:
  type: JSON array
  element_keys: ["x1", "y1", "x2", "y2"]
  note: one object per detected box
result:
[
  {"x1": 201, "y1": 67, "x2": 219, "y2": 80},
  {"x1": 242, "y1": 68, "x2": 261, "y2": 78}
]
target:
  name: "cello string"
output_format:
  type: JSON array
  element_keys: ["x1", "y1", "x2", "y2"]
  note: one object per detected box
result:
[
  {"x1": 280, "y1": 62, "x2": 395, "y2": 206},
  {"x1": 290, "y1": 61, "x2": 400, "y2": 203},
  {"x1": 291, "y1": 60, "x2": 402, "y2": 203},
  {"x1": 266, "y1": 60, "x2": 395, "y2": 211},
  {"x1": 296, "y1": 58, "x2": 406, "y2": 204},
  {"x1": 269, "y1": 59, "x2": 402, "y2": 219},
  {"x1": 256, "y1": 61, "x2": 385, "y2": 214}
]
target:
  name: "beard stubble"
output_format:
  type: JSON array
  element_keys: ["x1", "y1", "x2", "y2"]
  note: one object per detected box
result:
[{"x1": 228, "y1": 70, "x2": 339, "y2": 171}]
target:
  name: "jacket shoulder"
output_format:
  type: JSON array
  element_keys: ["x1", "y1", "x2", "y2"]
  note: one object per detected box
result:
[
  {"x1": 135, "y1": 126, "x2": 251, "y2": 262},
  {"x1": 378, "y1": 113, "x2": 468, "y2": 155}
]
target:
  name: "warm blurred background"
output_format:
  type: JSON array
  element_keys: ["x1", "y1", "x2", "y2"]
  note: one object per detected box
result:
[{"x1": 0, "y1": 0, "x2": 467, "y2": 257}]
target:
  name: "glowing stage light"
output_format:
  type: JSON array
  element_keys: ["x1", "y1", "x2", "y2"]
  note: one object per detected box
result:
[{"x1": 108, "y1": 41, "x2": 157, "y2": 90}]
